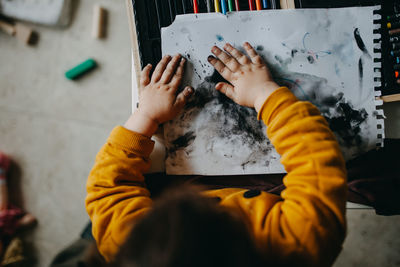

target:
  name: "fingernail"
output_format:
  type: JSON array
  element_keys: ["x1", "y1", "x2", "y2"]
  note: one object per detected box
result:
[
  {"x1": 147, "y1": 63, "x2": 152, "y2": 67},
  {"x1": 187, "y1": 87, "x2": 193, "y2": 93},
  {"x1": 181, "y1": 57, "x2": 186, "y2": 63},
  {"x1": 212, "y1": 46, "x2": 218, "y2": 53},
  {"x1": 165, "y1": 55, "x2": 171, "y2": 59},
  {"x1": 207, "y1": 55, "x2": 214, "y2": 61}
]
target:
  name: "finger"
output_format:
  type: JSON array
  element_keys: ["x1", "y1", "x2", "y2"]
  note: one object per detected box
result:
[
  {"x1": 223, "y1": 43, "x2": 250, "y2": 65},
  {"x1": 244, "y1": 42, "x2": 263, "y2": 65},
  {"x1": 140, "y1": 64, "x2": 152, "y2": 87},
  {"x1": 151, "y1": 55, "x2": 172, "y2": 83},
  {"x1": 169, "y1": 57, "x2": 186, "y2": 89},
  {"x1": 212, "y1": 45, "x2": 240, "y2": 72},
  {"x1": 215, "y1": 82, "x2": 235, "y2": 101},
  {"x1": 174, "y1": 86, "x2": 194, "y2": 109},
  {"x1": 207, "y1": 55, "x2": 233, "y2": 81},
  {"x1": 160, "y1": 54, "x2": 181, "y2": 84}
]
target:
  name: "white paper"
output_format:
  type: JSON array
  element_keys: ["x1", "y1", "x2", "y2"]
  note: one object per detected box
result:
[{"x1": 162, "y1": 7, "x2": 382, "y2": 175}]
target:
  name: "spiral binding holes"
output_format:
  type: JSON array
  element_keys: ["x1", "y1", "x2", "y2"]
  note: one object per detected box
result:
[{"x1": 373, "y1": 6, "x2": 385, "y2": 148}]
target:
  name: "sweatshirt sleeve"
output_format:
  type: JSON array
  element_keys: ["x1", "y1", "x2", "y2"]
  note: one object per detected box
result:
[
  {"x1": 254, "y1": 87, "x2": 347, "y2": 266},
  {"x1": 85, "y1": 126, "x2": 155, "y2": 262}
]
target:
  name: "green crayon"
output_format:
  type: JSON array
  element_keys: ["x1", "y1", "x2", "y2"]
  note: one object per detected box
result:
[{"x1": 65, "y1": 59, "x2": 97, "y2": 80}]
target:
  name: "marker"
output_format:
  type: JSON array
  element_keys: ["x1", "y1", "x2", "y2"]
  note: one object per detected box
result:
[
  {"x1": 389, "y1": 28, "x2": 400, "y2": 35},
  {"x1": 397, "y1": 79, "x2": 400, "y2": 85},
  {"x1": 248, "y1": 0, "x2": 255, "y2": 10},
  {"x1": 193, "y1": 0, "x2": 199, "y2": 13},
  {"x1": 255, "y1": 0, "x2": 262, "y2": 10},
  {"x1": 388, "y1": 22, "x2": 400, "y2": 29},
  {"x1": 214, "y1": 0, "x2": 221, "y2": 12},
  {"x1": 221, "y1": 0, "x2": 227, "y2": 14},
  {"x1": 206, "y1": 0, "x2": 212, "y2": 12},
  {"x1": 235, "y1": 0, "x2": 240, "y2": 10},
  {"x1": 263, "y1": 0, "x2": 268, "y2": 8},
  {"x1": 395, "y1": 71, "x2": 399, "y2": 78},
  {"x1": 228, "y1": 0, "x2": 234, "y2": 11}
]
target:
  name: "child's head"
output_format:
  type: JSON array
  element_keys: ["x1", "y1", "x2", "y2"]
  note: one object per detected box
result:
[{"x1": 114, "y1": 185, "x2": 265, "y2": 267}]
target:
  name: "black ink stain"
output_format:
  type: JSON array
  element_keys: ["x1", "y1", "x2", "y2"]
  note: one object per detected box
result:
[
  {"x1": 291, "y1": 49, "x2": 298, "y2": 58},
  {"x1": 354, "y1": 28, "x2": 371, "y2": 58},
  {"x1": 358, "y1": 57, "x2": 364, "y2": 89},
  {"x1": 307, "y1": 55, "x2": 315, "y2": 64},
  {"x1": 169, "y1": 131, "x2": 196, "y2": 154},
  {"x1": 325, "y1": 102, "x2": 368, "y2": 147},
  {"x1": 256, "y1": 45, "x2": 264, "y2": 51}
]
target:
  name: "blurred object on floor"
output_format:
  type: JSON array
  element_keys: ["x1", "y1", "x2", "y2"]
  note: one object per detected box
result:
[
  {"x1": 0, "y1": 151, "x2": 37, "y2": 265},
  {"x1": 2, "y1": 237, "x2": 25, "y2": 266},
  {"x1": 65, "y1": 58, "x2": 98, "y2": 80},
  {"x1": 0, "y1": 0, "x2": 72, "y2": 27},
  {"x1": 0, "y1": 16, "x2": 38, "y2": 45},
  {"x1": 92, "y1": 5, "x2": 107, "y2": 39}
]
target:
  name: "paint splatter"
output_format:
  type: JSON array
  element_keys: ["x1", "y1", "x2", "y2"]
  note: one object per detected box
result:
[
  {"x1": 307, "y1": 55, "x2": 315, "y2": 64},
  {"x1": 216, "y1": 34, "x2": 224, "y2": 41}
]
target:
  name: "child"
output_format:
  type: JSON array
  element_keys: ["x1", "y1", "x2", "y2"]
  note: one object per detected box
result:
[{"x1": 86, "y1": 42, "x2": 347, "y2": 266}]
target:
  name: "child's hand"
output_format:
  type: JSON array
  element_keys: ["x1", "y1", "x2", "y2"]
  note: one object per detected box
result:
[
  {"x1": 207, "y1": 42, "x2": 280, "y2": 112},
  {"x1": 124, "y1": 54, "x2": 193, "y2": 137}
]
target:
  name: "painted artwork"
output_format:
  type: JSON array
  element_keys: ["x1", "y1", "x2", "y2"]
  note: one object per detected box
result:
[{"x1": 161, "y1": 7, "x2": 384, "y2": 175}]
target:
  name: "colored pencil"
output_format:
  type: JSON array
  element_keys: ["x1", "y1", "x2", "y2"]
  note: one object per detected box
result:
[
  {"x1": 389, "y1": 28, "x2": 400, "y2": 35},
  {"x1": 262, "y1": 0, "x2": 268, "y2": 8},
  {"x1": 221, "y1": 0, "x2": 227, "y2": 14},
  {"x1": 388, "y1": 22, "x2": 400, "y2": 29},
  {"x1": 193, "y1": 0, "x2": 199, "y2": 13},
  {"x1": 206, "y1": 0, "x2": 212, "y2": 12},
  {"x1": 248, "y1": 0, "x2": 255, "y2": 10},
  {"x1": 255, "y1": 0, "x2": 262, "y2": 10},
  {"x1": 395, "y1": 71, "x2": 399, "y2": 78},
  {"x1": 235, "y1": 0, "x2": 240, "y2": 10},
  {"x1": 228, "y1": 0, "x2": 234, "y2": 11},
  {"x1": 182, "y1": 0, "x2": 187, "y2": 13},
  {"x1": 270, "y1": 0, "x2": 276, "y2": 9},
  {"x1": 215, "y1": 0, "x2": 221, "y2": 12},
  {"x1": 397, "y1": 57, "x2": 400, "y2": 64}
]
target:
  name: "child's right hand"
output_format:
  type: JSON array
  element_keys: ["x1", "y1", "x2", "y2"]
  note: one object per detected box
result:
[{"x1": 207, "y1": 42, "x2": 280, "y2": 112}]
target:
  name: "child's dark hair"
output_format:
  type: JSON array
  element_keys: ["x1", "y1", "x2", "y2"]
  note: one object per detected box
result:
[{"x1": 113, "y1": 185, "x2": 266, "y2": 267}]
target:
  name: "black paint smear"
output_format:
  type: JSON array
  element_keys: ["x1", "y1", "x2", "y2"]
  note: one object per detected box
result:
[
  {"x1": 358, "y1": 57, "x2": 364, "y2": 88},
  {"x1": 307, "y1": 55, "x2": 315, "y2": 64},
  {"x1": 325, "y1": 102, "x2": 368, "y2": 147},
  {"x1": 354, "y1": 28, "x2": 371, "y2": 58},
  {"x1": 169, "y1": 66, "x2": 370, "y2": 165},
  {"x1": 192, "y1": 70, "x2": 266, "y2": 145},
  {"x1": 291, "y1": 49, "x2": 298, "y2": 58},
  {"x1": 169, "y1": 131, "x2": 196, "y2": 153},
  {"x1": 256, "y1": 45, "x2": 264, "y2": 51}
]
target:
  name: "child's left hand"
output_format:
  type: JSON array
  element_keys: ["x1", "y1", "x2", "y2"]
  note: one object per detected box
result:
[{"x1": 124, "y1": 54, "x2": 193, "y2": 137}]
